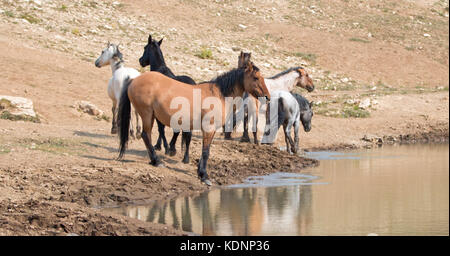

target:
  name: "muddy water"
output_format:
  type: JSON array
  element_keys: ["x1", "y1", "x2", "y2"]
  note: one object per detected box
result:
[{"x1": 104, "y1": 143, "x2": 449, "y2": 236}]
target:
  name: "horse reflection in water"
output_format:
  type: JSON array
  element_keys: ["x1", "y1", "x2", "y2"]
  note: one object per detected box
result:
[{"x1": 110, "y1": 184, "x2": 314, "y2": 235}]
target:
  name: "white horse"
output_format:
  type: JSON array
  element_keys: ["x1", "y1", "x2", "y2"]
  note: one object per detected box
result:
[{"x1": 95, "y1": 42, "x2": 142, "y2": 139}]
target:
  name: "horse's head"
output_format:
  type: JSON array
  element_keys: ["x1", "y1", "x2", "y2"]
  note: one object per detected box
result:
[
  {"x1": 295, "y1": 68, "x2": 315, "y2": 92},
  {"x1": 139, "y1": 34, "x2": 163, "y2": 68},
  {"x1": 95, "y1": 42, "x2": 122, "y2": 68},
  {"x1": 243, "y1": 61, "x2": 270, "y2": 102},
  {"x1": 238, "y1": 51, "x2": 251, "y2": 69},
  {"x1": 300, "y1": 101, "x2": 313, "y2": 132}
]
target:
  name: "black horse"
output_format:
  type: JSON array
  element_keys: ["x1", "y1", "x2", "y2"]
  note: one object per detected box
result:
[{"x1": 139, "y1": 34, "x2": 196, "y2": 163}]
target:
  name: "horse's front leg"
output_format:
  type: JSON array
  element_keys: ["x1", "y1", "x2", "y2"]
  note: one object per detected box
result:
[
  {"x1": 253, "y1": 100, "x2": 259, "y2": 145},
  {"x1": 155, "y1": 119, "x2": 169, "y2": 154},
  {"x1": 182, "y1": 131, "x2": 192, "y2": 164},
  {"x1": 284, "y1": 122, "x2": 296, "y2": 154},
  {"x1": 198, "y1": 131, "x2": 215, "y2": 186},
  {"x1": 294, "y1": 119, "x2": 300, "y2": 154}
]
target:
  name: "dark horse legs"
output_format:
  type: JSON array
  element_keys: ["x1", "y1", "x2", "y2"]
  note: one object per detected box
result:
[
  {"x1": 154, "y1": 119, "x2": 169, "y2": 154},
  {"x1": 141, "y1": 131, "x2": 162, "y2": 166},
  {"x1": 197, "y1": 132, "x2": 214, "y2": 186},
  {"x1": 154, "y1": 119, "x2": 192, "y2": 162},
  {"x1": 182, "y1": 131, "x2": 192, "y2": 163}
]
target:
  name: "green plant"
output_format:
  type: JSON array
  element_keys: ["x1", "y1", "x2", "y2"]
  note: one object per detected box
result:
[
  {"x1": 59, "y1": 4, "x2": 68, "y2": 12},
  {"x1": 4, "y1": 11, "x2": 14, "y2": 18},
  {"x1": 195, "y1": 47, "x2": 213, "y2": 59},
  {"x1": 0, "y1": 111, "x2": 40, "y2": 123},
  {"x1": 294, "y1": 52, "x2": 317, "y2": 65},
  {"x1": 349, "y1": 37, "x2": 370, "y2": 43},
  {"x1": 341, "y1": 105, "x2": 370, "y2": 118},
  {"x1": 71, "y1": 28, "x2": 81, "y2": 36},
  {"x1": 20, "y1": 13, "x2": 41, "y2": 24}
]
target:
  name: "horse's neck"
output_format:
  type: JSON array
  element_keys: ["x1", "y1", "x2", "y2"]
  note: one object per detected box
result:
[
  {"x1": 265, "y1": 71, "x2": 298, "y2": 92},
  {"x1": 110, "y1": 58, "x2": 124, "y2": 74}
]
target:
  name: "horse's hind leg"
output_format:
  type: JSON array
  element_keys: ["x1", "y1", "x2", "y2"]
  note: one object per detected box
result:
[
  {"x1": 129, "y1": 107, "x2": 136, "y2": 140},
  {"x1": 168, "y1": 131, "x2": 180, "y2": 156},
  {"x1": 141, "y1": 114, "x2": 162, "y2": 166},
  {"x1": 182, "y1": 131, "x2": 192, "y2": 164},
  {"x1": 111, "y1": 100, "x2": 118, "y2": 134},
  {"x1": 284, "y1": 121, "x2": 296, "y2": 154},
  {"x1": 135, "y1": 109, "x2": 142, "y2": 140}
]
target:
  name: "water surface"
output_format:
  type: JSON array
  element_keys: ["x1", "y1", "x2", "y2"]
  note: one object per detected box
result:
[{"x1": 105, "y1": 143, "x2": 449, "y2": 236}]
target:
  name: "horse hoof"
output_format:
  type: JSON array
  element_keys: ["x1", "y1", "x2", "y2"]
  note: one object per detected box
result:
[
  {"x1": 154, "y1": 145, "x2": 162, "y2": 151},
  {"x1": 168, "y1": 150, "x2": 176, "y2": 157},
  {"x1": 111, "y1": 128, "x2": 118, "y2": 134},
  {"x1": 182, "y1": 157, "x2": 189, "y2": 164},
  {"x1": 202, "y1": 179, "x2": 212, "y2": 186},
  {"x1": 150, "y1": 160, "x2": 164, "y2": 167},
  {"x1": 240, "y1": 136, "x2": 250, "y2": 143}
]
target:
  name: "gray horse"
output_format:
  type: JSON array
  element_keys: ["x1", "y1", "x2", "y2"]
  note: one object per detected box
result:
[{"x1": 261, "y1": 91, "x2": 313, "y2": 154}]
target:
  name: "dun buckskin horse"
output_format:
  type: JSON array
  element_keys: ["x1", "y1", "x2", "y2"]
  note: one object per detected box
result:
[{"x1": 117, "y1": 61, "x2": 270, "y2": 186}]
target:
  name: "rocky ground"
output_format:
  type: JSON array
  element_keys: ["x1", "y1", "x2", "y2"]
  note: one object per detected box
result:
[{"x1": 0, "y1": 0, "x2": 448, "y2": 235}]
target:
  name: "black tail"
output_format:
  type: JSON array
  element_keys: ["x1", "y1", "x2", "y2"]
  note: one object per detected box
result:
[{"x1": 117, "y1": 76, "x2": 132, "y2": 160}]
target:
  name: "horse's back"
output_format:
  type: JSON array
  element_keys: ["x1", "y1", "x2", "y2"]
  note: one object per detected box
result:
[{"x1": 175, "y1": 75, "x2": 196, "y2": 85}]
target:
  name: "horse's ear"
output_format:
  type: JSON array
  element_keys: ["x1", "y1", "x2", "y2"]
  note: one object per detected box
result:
[
  {"x1": 158, "y1": 38, "x2": 163, "y2": 46},
  {"x1": 107, "y1": 41, "x2": 110, "y2": 46},
  {"x1": 148, "y1": 34, "x2": 152, "y2": 43},
  {"x1": 309, "y1": 101, "x2": 314, "y2": 108},
  {"x1": 245, "y1": 61, "x2": 254, "y2": 73}
]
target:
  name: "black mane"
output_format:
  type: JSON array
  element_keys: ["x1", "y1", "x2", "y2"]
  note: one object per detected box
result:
[
  {"x1": 269, "y1": 66, "x2": 303, "y2": 79},
  {"x1": 291, "y1": 92, "x2": 310, "y2": 111},
  {"x1": 203, "y1": 68, "x2": 245, "y2": 97}
]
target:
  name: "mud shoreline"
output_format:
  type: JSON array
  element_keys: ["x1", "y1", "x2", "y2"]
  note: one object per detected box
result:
[{"x1": 0, "y1": 125, "x2": 447, "y2": 236}]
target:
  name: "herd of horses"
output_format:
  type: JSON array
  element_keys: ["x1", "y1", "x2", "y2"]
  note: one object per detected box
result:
[{"x1": 95, "y1": 34, "x2": 315, "y2": 186}]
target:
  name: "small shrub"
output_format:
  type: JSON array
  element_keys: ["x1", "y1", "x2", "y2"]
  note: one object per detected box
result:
[
  {"x1": 195, "y1": 47, "x2": 213, "y2": 59},
  {"x1": 59, "y1": 5, "x2": 68, "y2": 12},
  {"x1": 4, "y1": 11, "x2": 14, "y2": 18},
  {"x1": 341, "y1": 106, "x2": 370, "y2": 118},
  {"x1": 349, "y1": 37, "x2": 370, "y2": 43},
  {"x1": 0, "y1": 111, "x2": 40, "y2": 123},
  {"x1": 294, "y1": 52, "x2": 317, "y2": 65},
  {"x1": 71, "y1": 28, "x2": 81, "y2": 36},
  {"x1": 20, "y1": 13, "x2": 41, "y2": 24}
]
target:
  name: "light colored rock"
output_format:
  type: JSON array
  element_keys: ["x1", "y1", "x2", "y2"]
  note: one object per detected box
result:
[
  {"x1": 0, "y1": 95, "x2": 37, "y2": 117},
  {"x1": 75, "y1": 101, "x2": 104, "y2": 117},
  {"x1": 358, "y1": 98, "x2": 371, "y2": 109}
]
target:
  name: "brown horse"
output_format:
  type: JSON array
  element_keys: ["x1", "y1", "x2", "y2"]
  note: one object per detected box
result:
[{"x1": 117, "y1": 61, "x2": 270, "y2": 186}]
